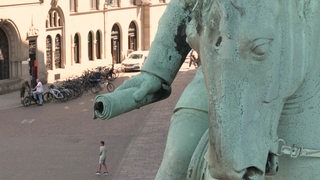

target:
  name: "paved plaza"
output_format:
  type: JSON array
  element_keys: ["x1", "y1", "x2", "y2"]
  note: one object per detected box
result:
[{"x1": 0, "y1": 62, "x2": 197, "y2": 180}]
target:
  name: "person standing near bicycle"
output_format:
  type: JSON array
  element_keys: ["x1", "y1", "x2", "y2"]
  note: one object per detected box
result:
[
  {"x1": 20, "y1": 80, "x2": 31, "y2": 102},
  {"x1": 33, "y1": 79, "x2": 44, "y2": 106},
  {"x1": 106, "y1": 64, "x2": 115, "y2": 81}
]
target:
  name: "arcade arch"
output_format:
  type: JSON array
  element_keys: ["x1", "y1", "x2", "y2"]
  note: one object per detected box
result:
[
  {"x1": 96, "y1": 30, "x2": 102, "y2": 59},
  {"x1": 74, "y1": 33, "x2": 81, "y2": 63},
  {"x1": 128, "y1": 21, "x2": 138, "y2": 53},
  {"x1": 0, "y1": 28, "x2": 9, "y2": 80},
  {"x1": 111, "y1": 24, "x2": 121, "y2": 64},
  {"x1": 46, "y1": 35, "x2": 53, "y2": 70},
  {"x1": 88, "y1": 31, "x2": 94, "y2": 61},
  {"x1": 0, "y1": 19, "x2": 23, "y2": 81}
]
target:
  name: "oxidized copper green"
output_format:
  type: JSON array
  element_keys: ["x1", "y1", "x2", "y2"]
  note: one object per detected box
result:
[{"x1": 94, "y1": 0, "x2": 320, "y2": 179}]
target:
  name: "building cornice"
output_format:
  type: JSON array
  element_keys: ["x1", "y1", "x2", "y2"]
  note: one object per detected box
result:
[{"x1": 0, "y1": 1, "x2": 43, "y2": 8}]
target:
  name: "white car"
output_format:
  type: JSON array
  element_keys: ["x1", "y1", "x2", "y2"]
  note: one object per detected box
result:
[{"x1": 121, "y1": 51, "x2": 149, "y2": 72}]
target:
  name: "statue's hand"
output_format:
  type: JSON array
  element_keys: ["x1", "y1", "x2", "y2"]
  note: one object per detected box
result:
[
  {"x1": 94, "y1": 72, "x2": 169, "y2": 120},
  {"x1": 116, "y1": 72, "x2": 163, "y2": 102}
]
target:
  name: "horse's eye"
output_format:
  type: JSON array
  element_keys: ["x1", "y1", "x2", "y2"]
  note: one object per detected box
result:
[{"x1": 250, "y1": 38, "x2": 273, "y2": 60}]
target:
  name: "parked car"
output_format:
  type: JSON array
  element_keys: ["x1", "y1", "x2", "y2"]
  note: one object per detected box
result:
[{"x1": 121, "y1": 51, "x2": 149, "y2": 72}]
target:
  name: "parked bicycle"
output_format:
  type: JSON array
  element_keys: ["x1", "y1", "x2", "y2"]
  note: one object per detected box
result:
[
  {"x1": 22, "y1": 67, "x2": 117, "y2": 106},
  {"x1": 43, "y1": 84, "x2": 65, "y2": 102},
  {"x1": 101, "y1": 79, "x2": 115, "y2": 93}
]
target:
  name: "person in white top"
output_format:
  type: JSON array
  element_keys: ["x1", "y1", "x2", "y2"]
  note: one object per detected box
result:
[
  {"x1": 32, "y1": 79, "x2": 44, "y2": 105},
  {"x1": 96, "y1": 140, "x2": 108, "y2": 176}
]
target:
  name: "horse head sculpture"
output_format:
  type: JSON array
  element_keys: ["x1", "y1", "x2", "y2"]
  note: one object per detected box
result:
[{"x1": 196, "y1": 0, "x2": 320, "y2": 179}]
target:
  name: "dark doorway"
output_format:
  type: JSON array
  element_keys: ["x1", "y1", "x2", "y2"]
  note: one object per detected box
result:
[{"x1": 29, "y1": 39, "x2": 37, "y2": 87}]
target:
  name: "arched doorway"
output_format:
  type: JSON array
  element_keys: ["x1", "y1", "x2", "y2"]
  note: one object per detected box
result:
[
  {"x1": 0, "y1": 28, "x2": 9, "y2": 80},
  {"x1": 0, "y1": 19, "x2": 25, "y2": 93},
  {"x1": 111, "y1": 24, "x2": 121, "y2": 64},
  {"x1": 128, "y1": 21, "x2": 137, "y2": 53}
]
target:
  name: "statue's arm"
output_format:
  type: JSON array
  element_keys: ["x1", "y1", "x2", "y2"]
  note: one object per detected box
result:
[
  {"x1": 93, "y1": 0, "x2": 197, "y2": 120},
  {"x1": 117, "y1": 0, "x2": 195, "y2": 100},
  {"x1": 141, "y1": 0, "x2": 194, "y2": 86}
]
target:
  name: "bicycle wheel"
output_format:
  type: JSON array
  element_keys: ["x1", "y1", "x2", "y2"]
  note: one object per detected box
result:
[
  {"x1": 22, "y1": 97, "x2": 32, "y2": 107},
  {"x1": 106, "y1": 83, "x2": 115, "y2": 92},
  {"x1": 55, "y1": 91, "x2": 65, "y2": 102},
  {"x1": 44, "y1": 92, "x2": 53, "y2": 102}
]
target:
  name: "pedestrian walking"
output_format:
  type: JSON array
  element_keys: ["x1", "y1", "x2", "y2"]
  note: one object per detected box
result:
[
  {"x1": 188, "y1": 49, "x2": 199, "y2": 68},
  {"x1": 96, "y1": 140, "x2": 109, "y2": 176}
]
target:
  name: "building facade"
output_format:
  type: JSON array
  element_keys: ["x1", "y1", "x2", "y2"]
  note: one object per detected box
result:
[{"x1": 0, "y1": 0, "x2": 169, "y2": 94}]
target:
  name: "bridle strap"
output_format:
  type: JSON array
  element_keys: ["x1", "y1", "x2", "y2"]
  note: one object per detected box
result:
[{"x1": 276, "y1": 139, "x2": 320, "y2": 158}]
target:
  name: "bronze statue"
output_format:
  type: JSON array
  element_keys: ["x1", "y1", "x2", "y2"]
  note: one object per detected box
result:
[{"x1": 94, "y1": 0, "x2": 320, "y2": 179}]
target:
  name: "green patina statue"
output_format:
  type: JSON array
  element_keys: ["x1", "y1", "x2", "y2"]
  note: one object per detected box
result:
[
  {"x1": 94, "y1": 0, "x2": 208, "y2": 179},
  {"x1": 94, "y1": 0, "x2": 320, "y2": 179}
]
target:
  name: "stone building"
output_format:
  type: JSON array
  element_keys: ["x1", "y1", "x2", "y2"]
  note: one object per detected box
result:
[{"x1": 0, "y1": 0, "x2": 169, "y2": 94}]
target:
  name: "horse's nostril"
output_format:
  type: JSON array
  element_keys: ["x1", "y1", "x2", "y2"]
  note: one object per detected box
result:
[
  {"x1": 242, "y1": 167, "x2": 263, "y2": 180},
  {"x1": 216, "y1": 36, "x2": 222, "y2": 47},
  {"x1": 266, "y1": 153, "x2": 279, "y2": 176}
]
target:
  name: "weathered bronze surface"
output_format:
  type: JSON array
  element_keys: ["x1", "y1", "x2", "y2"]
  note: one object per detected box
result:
[{"x1": 94, "y1": 0, "x2": 320, "y2": 179}]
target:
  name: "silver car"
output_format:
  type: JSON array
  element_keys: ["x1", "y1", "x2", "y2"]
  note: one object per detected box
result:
[{"x1": 121, "y1": 51, "x2": 149, "y2": 72}]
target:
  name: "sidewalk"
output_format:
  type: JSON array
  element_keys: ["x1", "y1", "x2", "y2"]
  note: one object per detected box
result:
[{"x1": 0, "y1": 90, "x2": 21, "y2": 110}]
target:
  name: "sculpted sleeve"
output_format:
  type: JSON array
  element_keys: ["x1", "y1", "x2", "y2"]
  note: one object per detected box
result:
[{"x1": 141, "y1": 0, "x2": 193, "y2": 85}]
